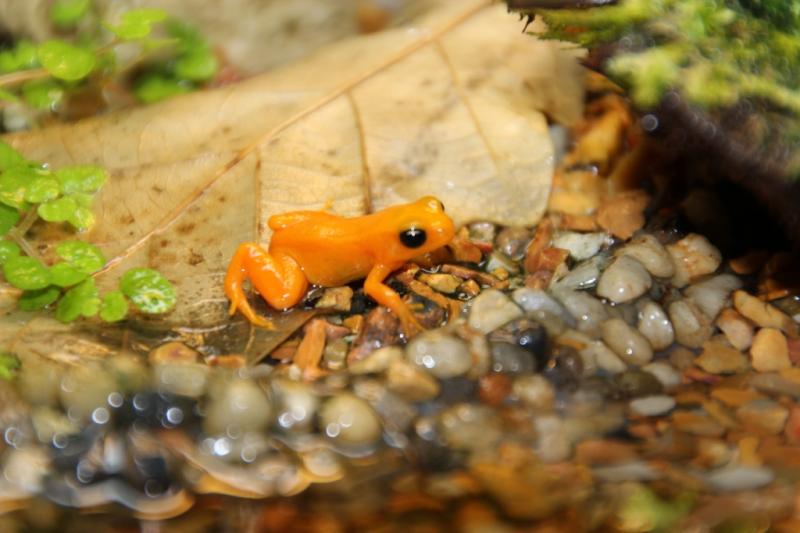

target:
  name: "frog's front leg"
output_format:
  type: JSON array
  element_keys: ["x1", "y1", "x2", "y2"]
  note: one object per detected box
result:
[
  {"x1": 364, "y1": 263, "x2": 423, "y2": 337},
  {"x1": 224, "y1": 243, "x2": 309, "y2": 328}
]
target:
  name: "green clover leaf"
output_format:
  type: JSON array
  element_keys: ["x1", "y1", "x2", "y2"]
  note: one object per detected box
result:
[
  {"x1": 0, "y1": 353, "x2": 20, "y2": 380},
  {"x1": 55, "y1": 240, "x2": 105, "y2": 274},
  {"x1": 50, "y1": 0, "x2": 91, "y2": 29},
  {"x1": 55, "y1": 165, "x2": 108, "y2": 194},
  {"x1": 0, "y1": 241, "x2": 21, "y2": 264},
  {"x1": 37, "y1": 40, "x2": 96, "y2": 81},
  {"x1": 56, "y1": 278, "x2": 100, "y2": 322},
  {"x1": 99, "y1": 290, "x2": 128, "y2": 322},
  {"x1": 49, "y1": 262, "x2": 87, "y2": 287},
  {"x1": 3, "y1": 256, "x2": 51, "y2": 290},
  {"x1": 106, "y1": 8, "x2": 167, "y2": 40},
  {"x1": 0, "y1": 206, "x2": 20, "y2": 237},
  {"x1": 119, "y1": 268, "x2": 176, "y2": 314},
  {"x1": 19, "y1": 287, "x2": 60, "y2": 311}
]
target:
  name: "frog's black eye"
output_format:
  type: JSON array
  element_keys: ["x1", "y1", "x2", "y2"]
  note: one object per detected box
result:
[{"x1": 399, "y1": 227, "x2": 427, "y2": 248}]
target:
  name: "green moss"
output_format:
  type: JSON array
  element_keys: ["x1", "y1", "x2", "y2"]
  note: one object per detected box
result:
[{"x1": 514, "y1": 0, "x2": 800, "y2": 176}]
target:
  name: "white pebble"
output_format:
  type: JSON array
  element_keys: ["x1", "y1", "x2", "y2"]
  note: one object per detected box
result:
[
  {"x1": 629, "y1": 395, "x2": 676, "y2": 416},
  {"x1": 642, "y1": 361, "x2": 681, "y2": 388},
  {"x1": 637, "y1": 301, "x2": 674, "y2": 351},
  {"x1": 668, "y1": 299, "x2": 713, "y2": 348},
  {"x1": 602, "y1": 318, "x2": 653, "y2": 366},
  {"x1": 553, "y1": 257, "x2": 601, "y2": 290},
  {"x1": 597, "y1": 256, "x2": 652, "y2": 303},
  {"x1": 581, "y1": 340, "x2": 627, "y2": 374},
  {"x1": 512, "y1": 288, "x2": 571, "y2": 322},
  {"x1": 706, "y1": 466, "x2": 774, "y2": 492},
  {"x1": 684, "y1": 274, "x2": 742, "y2": 321},
  {"x1": 617, "y1": 234, "x2": 675, "y2": 278},
  {"x1": 667, "y1": 233, "x2": 722, "y2": 288},
  {"x1": 551, "y1": 231, "x2": 609, "y2": 261},
  {"x1": 468, "y1": 289, "x2": 523, "y2": 334},
  {"x1": 320, "y1": 394, "x2": 382, "y2": 446},
  {"x1": 406, "y1": 329, "x2": 472, "y2": 379},
  {"x1": 204, "y1": 378, "x2": 272, "y2": 435},
  {"x1": 553, "y1": 288, "x2": 609, "y2": 337}
]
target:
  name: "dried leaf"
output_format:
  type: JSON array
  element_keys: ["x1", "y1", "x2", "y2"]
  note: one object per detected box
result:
[{"x1": 2, "y1": 2, "x2": 584, "y2": 342}]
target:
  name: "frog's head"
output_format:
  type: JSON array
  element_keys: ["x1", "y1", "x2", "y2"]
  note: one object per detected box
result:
[{"x1": 387, "y1": 196, "x2": 455, "y2": 261}]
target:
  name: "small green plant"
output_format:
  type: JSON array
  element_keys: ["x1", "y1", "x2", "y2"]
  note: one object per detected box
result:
[
  {"x1": 0, "y1": 140, "x2": 176, "y2": 323},
  {"x1": 0, "y1": 4, "x2": 218, "y2": 118},
  {"x1": 511, "y1": 0, "x2": 800, "y2": 176},
  {"x1": 0, "y1": 352, "x2": 20, "y2": 380}
]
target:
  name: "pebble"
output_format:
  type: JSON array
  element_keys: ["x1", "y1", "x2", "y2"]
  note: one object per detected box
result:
[
  {"x1": 512, "y1": 375, "x2": 555, "y2": 410},
  {"x1": 511, "y1": 288, "x2": 570, "y2": 321},
  {"x1": 320, "y1": 393, "x2": 382, "y2": 446},
  {"x1": 477, "y1": 374, "x2": 512, "y2": 406},
  {"x1": 16, "y1": 359, "x2": 62, "y2": 407},
  {"x1": 553, "y1": 257, "x2": 601, "y2": 290},
  {"x1": 438, "y1": 404, "x2": 502, "y2": 452},
  {"x1": 386, "y1": 359, "x2": 441, "y2": 402},
  {"x1": 642, "y1": 361, "x2": 681, "y2": 388},
  {"x1": 406, "y1": 329, "x2": 472, "y2": 379},
  {"x1": 148, "y1": 342, "x2": 200, "y2": 365},
  {"x1": 495, "y1": 226, "x2": 530, "y2": 259},
  {"x1": 706, "y1": 466, "x2": 774, "y2": 492},
  {"x1": 637, "y1": 301, "x2": 674, "y2": 351},
  {"x1": 313, "y1": 287, "x2": 353, "y2": 311},
  {"x1": 716, "y1": 308, "x2": 754, "y2": 351},
  {"x1": 153, "y1": 362, "x2": 209, "y2": 398},
  {"x1": 596, "y1": 256, "x2": 652, "y2": 303},
  {"x1": 695, "y1": 341, "x2": 749, "y2": 374},
  {"x1": 614, "y1": 370, "x2": 664, "y2": 397},
  {"x1": 592, "y1": 462, "x2": 661, "y2": 482},
  {"x1": 733, "y1": 290, "x2": 795, "y2": 334},
  {"x1": 668, "y1": 299, "x2": 713, "y2": 348},
  {"x1": 671, "y1": 411, "x2": 725, "y2": 437},
  {"x1": 574, "y1": 439, "x2": 637, "y2": 465},
  {"x1": 534, "y1": 415, "x2": 571, "y2": 463},
  {"x1": 59, "y1": 364, "x2": 119, "y2": 422},
  {"x1": 602, "y1": 318, "x2": 653, "y2": 365},
  {"x1": 271, "y1": 379, "x2": 319, "y2": 432},
  {"x1": 666, "y1": 233, "x2": 722, "y2": 288},
  {"x1": 684, "y1": 274, "x2": 742, "y2": 321},
  {"x1": 616, "y1": 234, "x2": 675, "y2": 278},
  {"x1": 554, "y1": 289, "x2": 609, "y2": 337},
  {"x1": 484, "y1": 252, "x2": 518, "y2": 275},
  {"x1": 348, "y1": 345, "x2": 403, "y2": 375},
  {"x1": 490, "y1": 342, "x2": 535, "y2": 374},
  {"x1": 581, "y1": 340, "x2": 627, "y2": 374},
  {"x1": 551, "y1": 231, "x2": 608, "y2": 261},
  {"x1": 629, "y1": 395, "x2": 676, "y2": 417},
  {"x1": 750, "y1": 328, "x2": 791, "y2": 372},
  {"x1": 737, "y1": 399, "x2": 789, "y2": 434},
  {"x1": 467, "y1": 289, "x2": 523, "y2": 334},
  {"x1": 418, "y1": 273, "x2": 463, "y2": 294},
  {"x1": 204, "y1": 378, "x2": 272, "y2": 435}
]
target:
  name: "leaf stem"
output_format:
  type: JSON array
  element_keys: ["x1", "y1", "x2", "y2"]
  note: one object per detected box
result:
[
  {"x1": 7, "y1": 210, "x2": 41, "y2": 261},
  {"x1": 0, "y1": 68, "x2": 49, "y2": 88}
]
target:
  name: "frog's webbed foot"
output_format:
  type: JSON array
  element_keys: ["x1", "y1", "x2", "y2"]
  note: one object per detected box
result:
[
  {"x1": 224, "y1": 243, "x2": 274, "y2": 329},
  {"x1": 364, "y1": 263, "x2": 425, "y2": 338}
]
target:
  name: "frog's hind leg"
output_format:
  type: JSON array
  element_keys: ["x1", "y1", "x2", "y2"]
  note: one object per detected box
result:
[{"x1": 224, "y1": 243, "x2": 308, "y2": 328}]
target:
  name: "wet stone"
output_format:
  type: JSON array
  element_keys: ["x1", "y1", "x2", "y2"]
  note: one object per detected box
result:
[
  {"x1": 495, "y1": 226, "x2": 531, "y2": 259},
  {"x1": 750, "y1": 327, "x2": 791, "y2": 372},
  {"x1": 555, "y1": 289, "x2": 609, "y2": 337},
  {"x1": 637, "y1": 300, "x2": 674, "y2": 351},
  {"x1": 597, "y1": 255, "x2": 652, "y2": 303},
  {"x1": 642, "y1": 361, "x2": 681, "y2": 389},
  {"x1": 668, "y1": 299, "x2": 713, "y2": 349},
  {"x1": 406, "y1": 329, "x2": 472, "y2": 379},
  {"x1": 582, "y1": 340, "x2": 627, "y2": 375},
  {"x1": 386, "y1": 359, "x2": 441, "y2": 402},
  {"x1": 614, "y1": 370, "x2": 664, "y2": 398},
  {"x1": 706, "y1": 466, "x2": 774, "y2": 492},
  {"x1": 467, "y1": 289, "x2": 523, "y2": 334},
  {"x1": 671, "y1": 411, "x2": 726, "y2": 437},
  {"x1": 511, "y1": 288, "x2": 571, "y2": 322},
  {"x1": 695, "y1": 341, "x2": 749, "y2": 374},
  {"x1": 602, "y1": 318, "x2": 653, "y2": 366},
  {"x1": 512, "y1": 374, "x2": 555, "y2": 410},
  {"x1": 319, "y1": 393, "x2": 382, "y2": 447},
  {"x1": 616, "y1": 233, "x2": 675, "y2": 278},
  {"x1": 736, "y1": 399, "x2": 789, "y2": 435},
  {"x1": 717, "y1": 308, "x2": 755, "y2": 351},
  {"x1": 490, "y1": 342, "x2": 536, "y2": 374},
  {"x1": 684, "y1": 274, "x2": 742, "y2": 321},
  {"x1": 734, "y1": 290, "x2": 796, "y2": 334},
  {"x1": 551, "y1": 231, "x2": 608, "y2": 261},
  {"x1": 438, "y1": 403, "x2": 502, "y2": 452},
  {"x1": 542, "y1": 345, "x2": 584, "y2": 388},
  {"x1": 477, "y1": 373, "x2": 512, "y2": 406},
  {"x1": 348, "y1": 345, "x2": 403, "y2": 375},
  {"x1": 667, "y1": 233, "x2": 722, "y2": 288},
  {"x1": 204, "y1": 378, "x2": 272, "y2": 436},
  {"x1": 629, "y1": 395, "x2": 676, "y2": 417}
]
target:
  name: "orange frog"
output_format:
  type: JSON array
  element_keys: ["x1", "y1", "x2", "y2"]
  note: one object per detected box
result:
[{"x1": 224, "y1": 196, "x2": 455, "y2": 334}]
